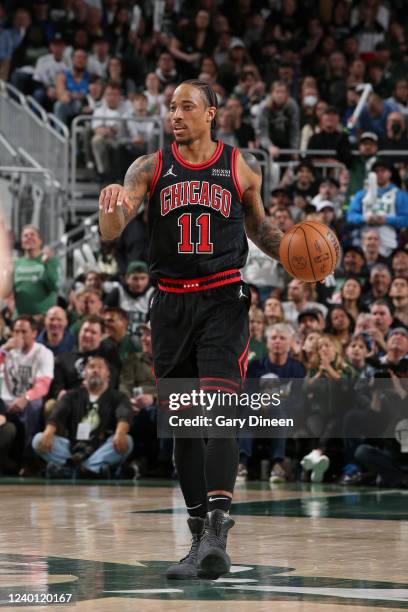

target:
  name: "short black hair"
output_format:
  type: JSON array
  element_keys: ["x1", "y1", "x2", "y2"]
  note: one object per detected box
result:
[
  {"x1": 181, "y1": 79, "x2": 219, "y2": 140},
  {"x1": 13, "y1": 315, "x2": 37, "y2": 331}
]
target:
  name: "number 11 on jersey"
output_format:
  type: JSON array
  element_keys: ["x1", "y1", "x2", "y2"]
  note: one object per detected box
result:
[{"x1": 178, "y1": 213, "x2": 213, "y2": 254}]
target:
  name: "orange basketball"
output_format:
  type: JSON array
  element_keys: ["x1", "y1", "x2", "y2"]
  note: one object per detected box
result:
[{"x1": 279, "y1": 220, "x2": 340, "y2": 282}]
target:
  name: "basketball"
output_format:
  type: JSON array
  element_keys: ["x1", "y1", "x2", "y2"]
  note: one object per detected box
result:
[{"x1": 279, "y1": 220, "x2": 340, "y2": 282}]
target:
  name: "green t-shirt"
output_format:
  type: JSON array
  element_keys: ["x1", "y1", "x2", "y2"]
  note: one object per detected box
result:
[
  {"x1": 248, "y1": 338, "x2": 267, "y2": 364},
  {"x1": 13, "y1": 255, "x2": 61, "y2": 316}
]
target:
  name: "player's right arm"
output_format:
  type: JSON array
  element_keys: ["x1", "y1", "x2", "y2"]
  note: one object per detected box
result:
[{"x1": 98, "y1": 153, "x2": 157, "y2": 241}]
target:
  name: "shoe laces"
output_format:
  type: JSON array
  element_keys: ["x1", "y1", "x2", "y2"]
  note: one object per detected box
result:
[
  {"x1": 179, "y1": 533, "x2": 201, "y2": 563},
  {"x1": 201, "y1": 516, "x2": 228, "y2": 549}
]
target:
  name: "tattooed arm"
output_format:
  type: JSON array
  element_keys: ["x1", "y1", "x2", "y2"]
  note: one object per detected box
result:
[
  {"x1": 237, "y1": 150, "x2": 283, "y2": 261},
  {"x1": 98, "y1": 153, "x2": 157, "y2": 241}
]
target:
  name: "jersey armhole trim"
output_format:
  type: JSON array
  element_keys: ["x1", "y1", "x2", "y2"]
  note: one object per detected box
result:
[
  {"x1": 149, "y1": 150, "x2": 163, "y2": 198},
  {"x1": 232, "y1": 147, "x2": 244, "y2": 202}
]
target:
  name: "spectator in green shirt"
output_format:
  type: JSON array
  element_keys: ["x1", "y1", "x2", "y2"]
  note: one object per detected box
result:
[{"x1": 12, "y1": 226, "x2": 61, "y2": 317}]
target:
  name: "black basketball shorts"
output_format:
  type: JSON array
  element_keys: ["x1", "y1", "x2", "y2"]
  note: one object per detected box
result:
[{"x1": 149, "y1": 278, "x2": 251, "y2": 386}]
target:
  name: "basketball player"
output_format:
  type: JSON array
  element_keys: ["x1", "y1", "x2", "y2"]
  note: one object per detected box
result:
[{"x1": 99, "y1": 81, "x2": 283, "y2": 579}]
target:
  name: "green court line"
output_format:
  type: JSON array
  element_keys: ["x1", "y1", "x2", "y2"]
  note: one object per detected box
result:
[{"x1": 132, "y1": 491, "x2": 408, "y2": 521}]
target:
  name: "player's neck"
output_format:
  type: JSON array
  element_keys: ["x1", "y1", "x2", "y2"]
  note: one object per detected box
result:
[{"x1": 176, "y1": 136, "x2": 217, "y2": 165}]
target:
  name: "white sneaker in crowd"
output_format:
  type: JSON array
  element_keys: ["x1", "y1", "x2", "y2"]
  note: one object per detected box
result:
[
  {"x1": 269, "y1": 462, "x2": 286, "y2": 483},
  {"x1": 301, "y1": 449, "x2": 330, "y2": 483}
]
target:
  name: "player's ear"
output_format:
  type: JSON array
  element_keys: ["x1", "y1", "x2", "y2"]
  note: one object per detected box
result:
[{"x1": 207, "y1": 106, "x2": 217, "y2": 124}]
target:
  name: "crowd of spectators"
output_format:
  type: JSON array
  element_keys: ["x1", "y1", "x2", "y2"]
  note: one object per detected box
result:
[{"x1": 0, "y1": 0, "x2": 408, "y2": 487}]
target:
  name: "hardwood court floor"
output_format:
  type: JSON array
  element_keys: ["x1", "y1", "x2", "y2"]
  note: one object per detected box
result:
[{"x1": 0, "y1": 479, "x2": 407, "y2": 610}]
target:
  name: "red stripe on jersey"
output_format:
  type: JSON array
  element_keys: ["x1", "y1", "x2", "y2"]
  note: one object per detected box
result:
[
  {"x1": 149, "y1": 150, "x2": 163, "y2": 197},
  {"x1": 238, "y1": 335, "x2": 251, "y2": 382},
  {"x1": 158, "y1": 275, "x2": 241, "y2": 293},
  {"x1": 160, "y1": 268, "x2": 240, "y2": 284},
  {"x1": 231, "y1": 147, "x2": 243, "y2": 201},
  {"x1": 171, "y1": 140, "x2": 224, "y2": 170}
]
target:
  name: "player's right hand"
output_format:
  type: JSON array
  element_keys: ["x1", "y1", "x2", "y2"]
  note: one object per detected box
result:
[{"x1": 99, "y1": 183, "x2": 125, "y2": 214}]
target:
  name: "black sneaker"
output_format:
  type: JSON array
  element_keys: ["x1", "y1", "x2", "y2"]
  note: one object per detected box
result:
[
  {"x1": 166, "y1": 517, "x2": 205, "y2": 579},
  {"x1": 197, "y1": 509, "x2": 235, "y2": 579},
  {"x1": 45, "y1": 462, "x2": 73, "y2": 479}
]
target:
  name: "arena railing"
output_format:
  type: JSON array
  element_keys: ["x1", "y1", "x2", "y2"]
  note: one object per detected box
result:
[
  {"x1": 272, "y1": 149, "x2": 408, "y2": 187},
  {"x1": 70, "y1": 114, "x2": 164, "y2": 216},
  {"x1": 0, "y1": 164, "x2": 64, "y2": 246},
  {"x1": 0, "y1": 80, "x2": 69, "y2": 192}
]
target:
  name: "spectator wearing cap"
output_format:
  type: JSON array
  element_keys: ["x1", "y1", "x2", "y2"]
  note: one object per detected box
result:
[
  {"x1": 338, "y1": 245, "x2": 368, "y2": 281},
  {"x1": 361, "y1": 228, "x2": 389, "y2": 270},
  {"x1": 31, "y1": 32, "x2": 69, "y2": 110},
  {"x1": 282, "y1": 279, "x2": 327, "y2": 329},
  {"x1": 389, "y1": 277, "x2": 408, "y2": 328},
  {"x1": 314, "y1": 200, "x2": 336, "y2": 229},
  {"x1": 105, "y1": 261, "x2": 154, "y2": 338},
  {"x1": 286, "y1": 162, "x2": 317, "y2": 212},
  {"x1": 298, "y1": 308, "x2": 325, "y2": 341},
  {"x1": 357, "y1": 93, "x2": 399, "y2": 141},
  {"x1": 307, "y1": 106, "x2": 352, "y2": 166},
  {"x1": 391, "y1": 248, "x2": 408, "y2": 280},
  {"x1": 102, "y1": 307, "x2": 140, "y2": 364},
  {"x1": 347, "y1": 132, "x2": 379, "y2": 204},
  {"x1": 256, "y1": 81, "x2": 300, "y2": 159},
  {"x1": 218, "y1": 38, "x2": 251, "y2": 95},
  {"x1": 361, "y1": 264, "x2": 392, "y2": 310},
  {"x1": 347, "y1": 158, "x2": 408, "y2": 256}
]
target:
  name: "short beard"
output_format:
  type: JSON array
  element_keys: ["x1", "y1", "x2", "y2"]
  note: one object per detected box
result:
[
  {"x1": 176, "y1": 136, "x2": 193, "y2": 146},
  {"x1": 88, "y1": 377, "x2": 104, "y2": 392}
]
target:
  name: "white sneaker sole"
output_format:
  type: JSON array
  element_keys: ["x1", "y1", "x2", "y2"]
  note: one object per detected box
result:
[{"x1": 310, "y1": 456, "x2": 330, "y2": 483}]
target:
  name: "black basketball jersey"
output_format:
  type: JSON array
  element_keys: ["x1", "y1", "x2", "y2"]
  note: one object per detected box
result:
[{"x1": 147, "y1": 140, "x2": 248, "y2": 280}]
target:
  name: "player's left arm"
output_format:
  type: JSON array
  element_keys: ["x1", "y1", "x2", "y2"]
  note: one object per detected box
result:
[{"x1": 237, "y1": 150, "x2": 283, "y2": 261}]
